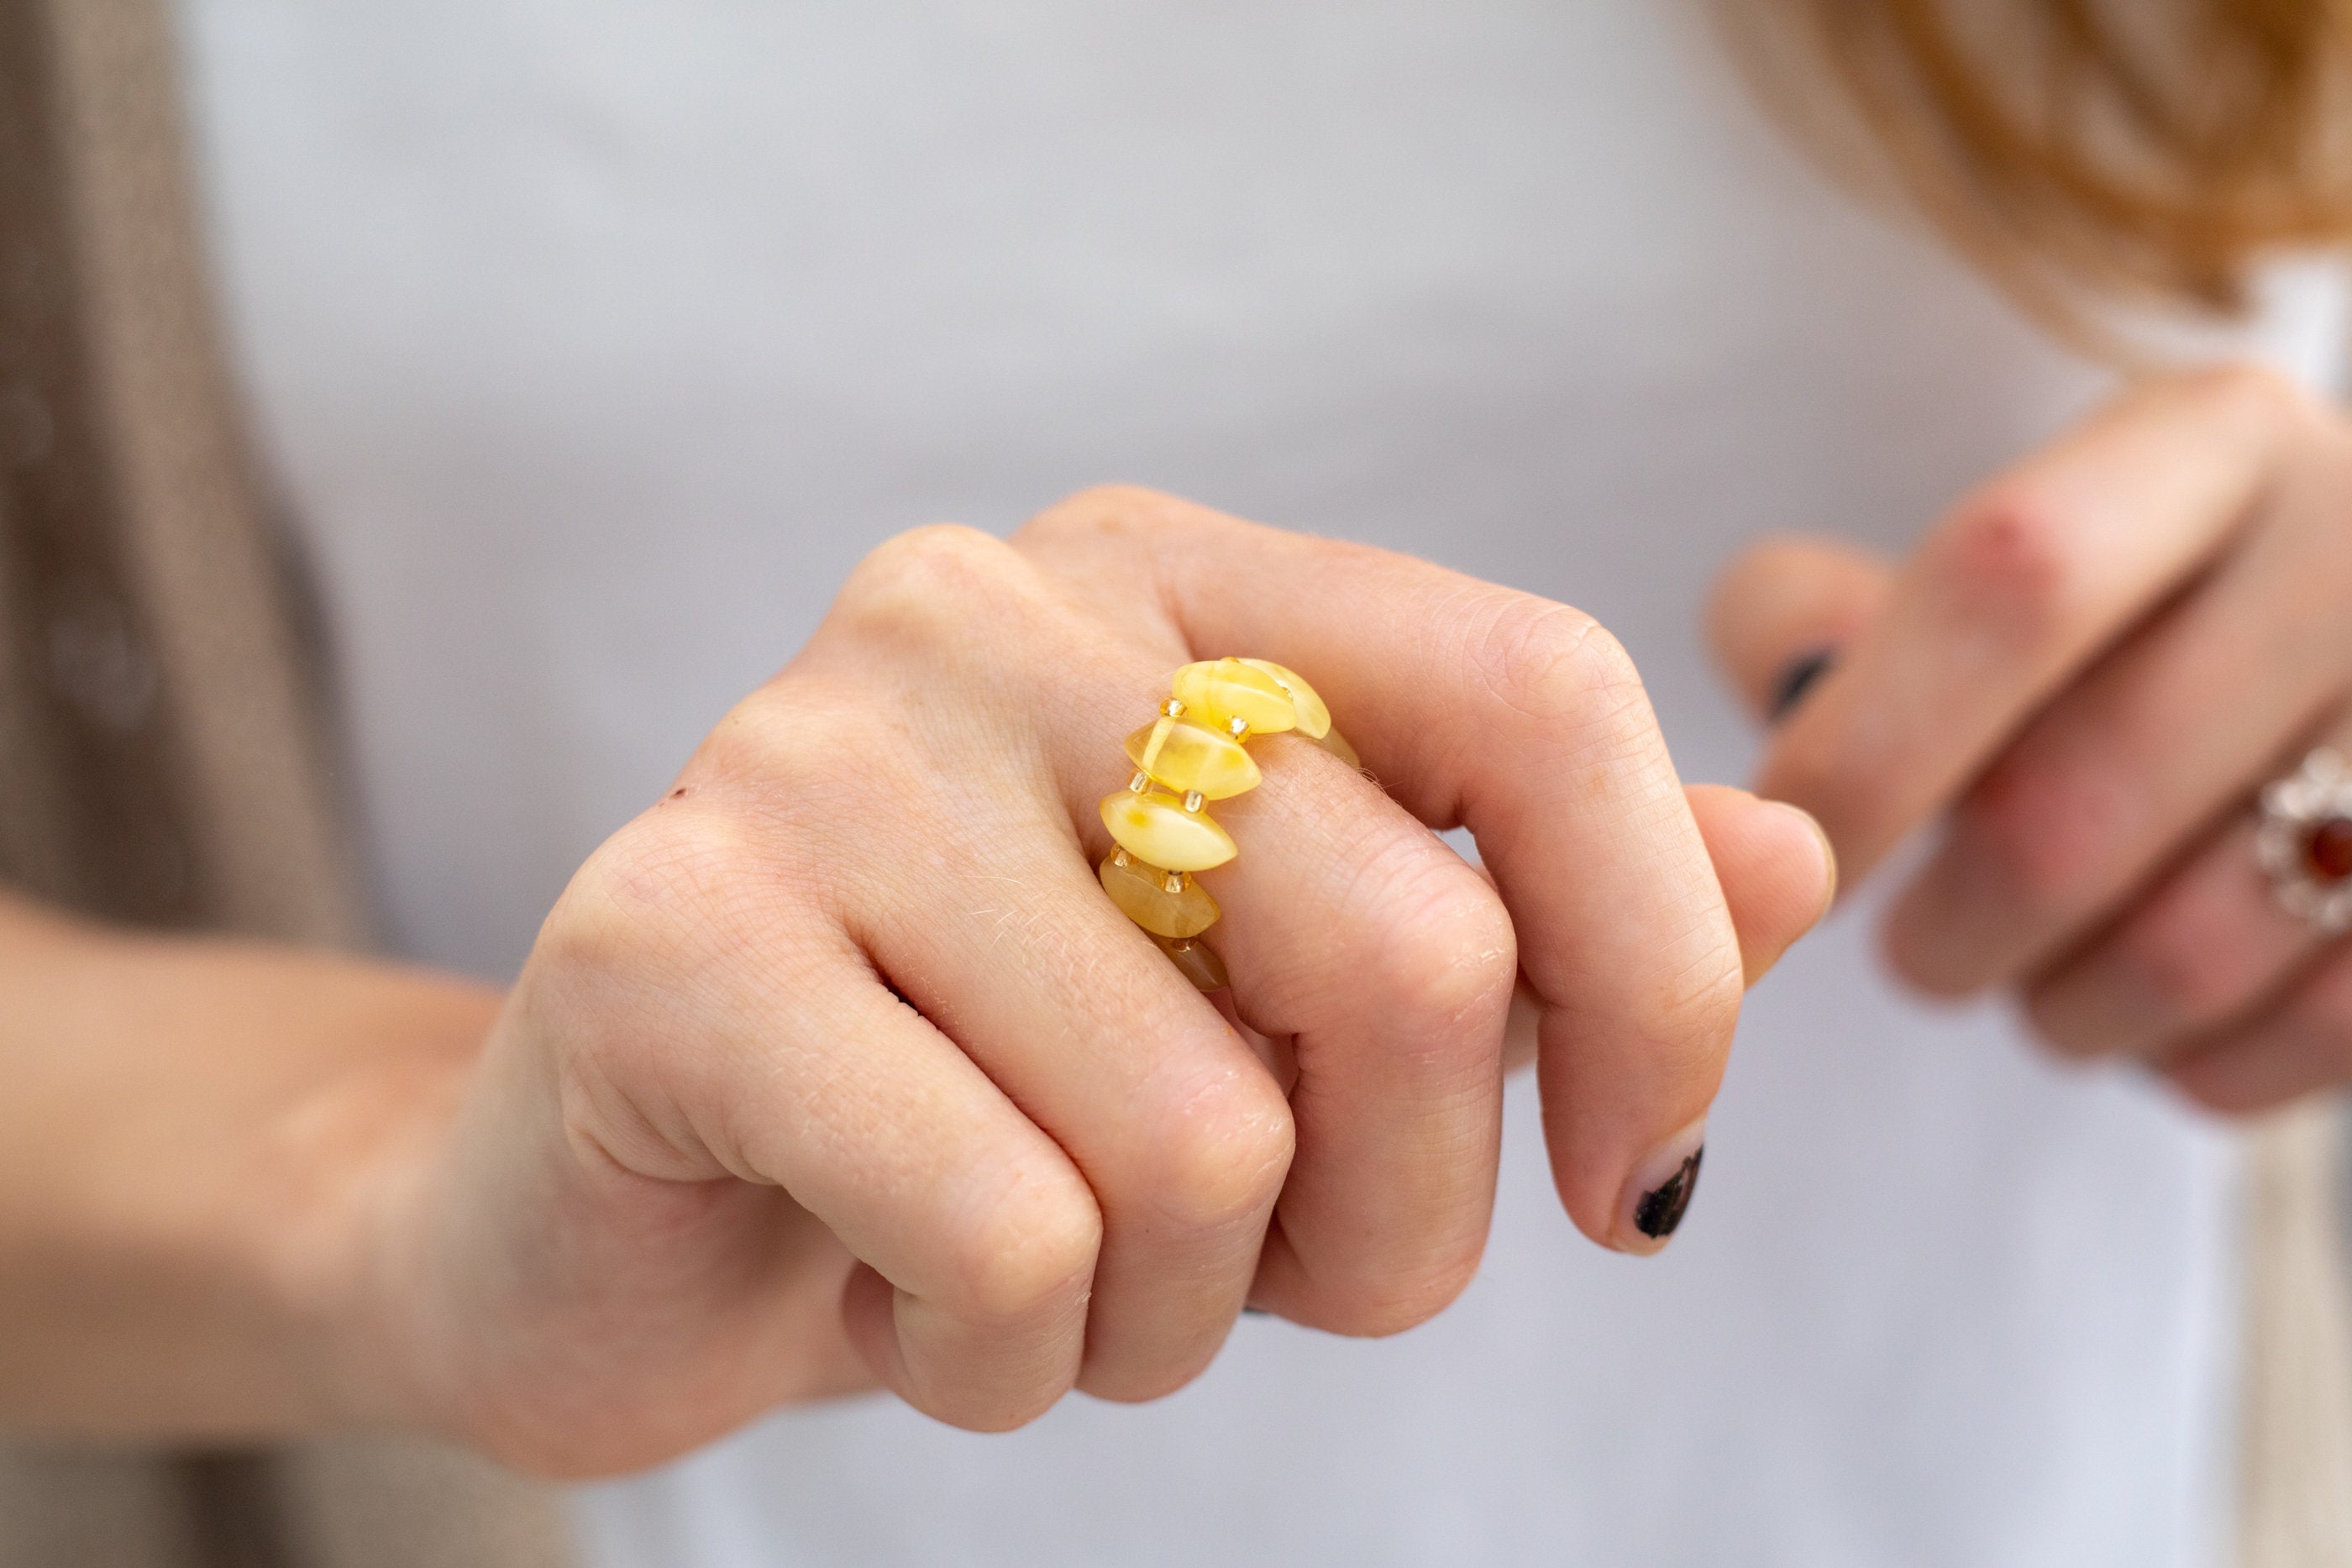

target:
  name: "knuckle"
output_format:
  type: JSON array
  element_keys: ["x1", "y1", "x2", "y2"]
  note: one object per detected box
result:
[
  {"x1": 1471, "y1": 599, "x2": 1653, "y2": 744},
  {"x1": 1367, "y1": 863, "x2": 1520, "y2": 1046},
  {"x1": 1016, "y1": 483, "x2": 1194, "y2": 548},
  {"x1": 1133, "y1": 1068, "x2": 1296, "y2": 1234},
  {"x1": 948, "y1": 1168, "x2": 1103, "y2": 1326},
  {"x1": 526, "y1": 812, "x2": 790, "y2": 1177},
  {"x1": 1930, "y1": 490, "x2": 2085, "y2": 647},
  {"x1": 691, "y1": 680, "x2": 908, "y2": 805},
  {"x1": 832, "y1": 523, "x2": 1034, "y2": 642},
  {"x1": 546, "y1": 806, "x2": 758, "y2": 973},
  {"x1": 688, "y1": 684, "x2": 813, "y2": 780}
]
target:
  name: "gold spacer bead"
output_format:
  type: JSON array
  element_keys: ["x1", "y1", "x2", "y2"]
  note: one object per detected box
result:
[
  {"x1": 1228, "y1": 716, "x2": 1249, "y2": 740},
  {"x1": 1163, "y1": 870, "x2": 1184, "y2": 895},
  {"x1": 1163, "y1": 698, "x2": 1186, "y2": 719},
  {"x1": 1113, "y1": 847, "x2": 1131, "y2": 868},
  {"x1": 1129, "y1": 770, "x2": 1152, "y2": 794},
  {"x1": 1184, "y1": 789, "x2": 1205, "y2": 813}
]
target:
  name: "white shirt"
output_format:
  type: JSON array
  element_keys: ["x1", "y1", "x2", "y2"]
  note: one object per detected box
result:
[{"x1": 173, "y1": 2, "x2": 2348, "y2": 1561}]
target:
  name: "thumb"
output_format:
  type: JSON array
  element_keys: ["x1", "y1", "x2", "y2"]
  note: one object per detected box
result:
[
  {"x1": 1686, "y1": 784, "x2": 1837, "y2": 985},
  {"x1": 1707, "y1": 535, "x2": 1895, "y2": 724}
]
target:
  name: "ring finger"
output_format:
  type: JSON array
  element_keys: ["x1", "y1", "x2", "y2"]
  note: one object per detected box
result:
[
  {"x1": 853, "y1": 762, "x2": 1296, "y2": 1407},
  {"x1": 2025, "y1": 726, "x2": 2352, "y2": 1060},
  {"x1": 2166, "y1": 941, "x2": 2352, "y2": 1113}
]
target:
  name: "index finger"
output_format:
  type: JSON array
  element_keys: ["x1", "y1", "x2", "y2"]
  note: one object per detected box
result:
[
  {"x1": 1754, "y1": 367, "x2": 2297, "y2": 885},
  {"x1": 1019, "y1": 488, "x2": 1789, "y2": 1255}
]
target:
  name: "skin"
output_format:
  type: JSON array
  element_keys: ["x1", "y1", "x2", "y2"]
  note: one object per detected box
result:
[
  {"x1": 0, "y1": 486, "x2": 1832, "y2": 1476},
  {"x1": 1710, "y1": 364, "x2": 2352, "y2": 1116}
]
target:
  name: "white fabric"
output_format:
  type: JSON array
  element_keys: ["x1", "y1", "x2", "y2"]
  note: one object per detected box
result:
[{"x1": 172, "y1": 1, "x2": 2349, "y2": 1562}]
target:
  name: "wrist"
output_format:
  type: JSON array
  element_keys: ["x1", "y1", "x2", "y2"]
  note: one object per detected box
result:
[{"x1": 257, "y1": 970, "x2": 505, "y2": 1440}]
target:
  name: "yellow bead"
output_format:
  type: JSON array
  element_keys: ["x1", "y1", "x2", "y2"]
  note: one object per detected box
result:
[
  {"x1": 1236, "y1": 658, "x2": 1331, "y2": 739},
  {"x1": 1100, "y1": 787, "x2": 1236, "y2": 871},
  {"x1": 1315, "y1": 725, "x2": 1361, "y2": 769},
  {"x1": 1123, "y1": 716, "x2": 1263, "y2": 800},
  {"x1": 1099, "y1": 851, "x2": 1221, "y2": 938},
  {"x1": 1171, "y1": 658, "x2": 1296, "y2": 735},
  {"x1": 1155, "y1": 933, "x2": 1230, "y2": 992}
]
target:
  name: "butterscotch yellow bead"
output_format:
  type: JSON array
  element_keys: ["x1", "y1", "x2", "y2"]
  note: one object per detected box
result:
[
  {"x1": 1099, "y1": 851, "x2": 1221, "y2": 938},
  {"x1": 1236, "y1": 658, "x2": 1331, "y2": 739},
  {"x1": 1171, "y1": 658, "x2": 1296, "y2": 736},
  {"x1": 1100, "y1": 787, "x2": 1237, "y2": 871},
  {"x1": 1123, "y1": 716, "x2": 1262, "y2": 800},
  {"x1": 1155, "y1": 932, "x2": 1231, "y2": 992}
]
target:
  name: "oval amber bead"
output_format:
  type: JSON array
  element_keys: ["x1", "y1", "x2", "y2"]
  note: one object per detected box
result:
[
  {"x1": 1155, "y1": 933, "x2": 1230, "y2": 992},
  {"x1": 1100, "y1": 788, "x2": 1236, "y2": 871},
  {"x1": 1123, "y1": 716, "x2": 1262, "y2": 800},
  {"x1": 1171, "y1": 658, "x2": 1296, "y2": 735},
  {"x1": 1236, "y1": 658, "x2": 1331, "y2": 739},
  {"x1": 1099, "y1": 852, "x2": 1221, "y2": 938}
]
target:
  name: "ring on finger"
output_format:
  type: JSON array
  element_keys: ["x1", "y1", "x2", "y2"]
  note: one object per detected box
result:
[
  {"x1": 2255, "y1": 747, "x2": 2352, "y2": 935},
  {"x1": 1095, "y1": 658, "x2": 1355, "y2": 990}
]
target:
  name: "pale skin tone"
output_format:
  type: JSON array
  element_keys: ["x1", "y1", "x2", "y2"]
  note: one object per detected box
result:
[
  {"x1": 1714, "y1": 364, "x2": 2352, "y2": 1114},
  {"x1": 19, "y1": 362, "x2": 2344, "y2": 1473},
  {"x1": 0, "y1": 487, "x2": 1835, "y2": 1476}
]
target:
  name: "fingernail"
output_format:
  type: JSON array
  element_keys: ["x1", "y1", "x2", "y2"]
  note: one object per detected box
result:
[
  {"x1": 1616, "y1": 1118, "x2": 1707, "y2": 1255},
  {"x1": 1768, "y1": 648, "x2": 1837, "y2": 724},
  {"x1": 1772, "y1": 800, "x2": 1839, "y2": 918}
]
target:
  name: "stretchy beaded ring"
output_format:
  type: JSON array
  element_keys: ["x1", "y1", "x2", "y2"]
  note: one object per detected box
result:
[{"x1": 1096, "y1": 658, "x2": 1357, "y2": 991}]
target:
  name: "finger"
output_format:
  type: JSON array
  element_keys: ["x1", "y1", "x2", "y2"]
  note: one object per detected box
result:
[
  {"x1": 1706, "y1": 535, "x2": 1894, "y2": 722},
  {"x1": 1880, "y1": 459, "x2": 2352, "y2": 995},
  {"x1": 2024, "y1": 812, "x2": 2328, "y2": 1061},
  {"x1": 546, "y1": 810, "x2": 1100, "y2": 1433},
  {"x1": 1756, "y1": 366, "x2": 2305, "y2": 887},
  {"x1": 1171, "y1": 730, "x2": 1514, "y2": 1333},
  {"x1": 853, "y1": 785, "x2": 1294, "y2": 1404},
  {"x1": 2164, "y1": 941, "x2": 2352, "y2": 1114},
  {"x1": 1495, "y1": 782, "x2": 1830, "y2": 1076},
  {"x1": 812, "y1": 528, "x2": 1294, "y2": 1400},
  {"x1": 1019, "y1": 489, "x2": 1762, "y2": 1256},
  {"x1": 1684, "y1": 784, "x2": 1839, "y2": 984},
  {"x1": 942, "y1": 527, "x2": 1515, "y2": 1340}
]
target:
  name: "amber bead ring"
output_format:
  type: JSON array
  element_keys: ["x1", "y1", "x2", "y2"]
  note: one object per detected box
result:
[
  {"x1": 2255, "y1": 747, "x2": 2352, "y2": 936},
  {"x1": 1095, "y1": 658, "x2": 1357, "y2": 991}
]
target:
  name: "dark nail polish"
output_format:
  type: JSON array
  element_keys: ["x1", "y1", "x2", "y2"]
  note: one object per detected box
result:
[
  {"x1": 1241, "y1": 1306, "x2": 1269, "y2": 1318},
  {"x1": 1632, "y1": 1146, "x2": 1704, "y2": 1240},
  {"x1": 1768, "y1": 649, "x2": 1837, "y2": 724}
]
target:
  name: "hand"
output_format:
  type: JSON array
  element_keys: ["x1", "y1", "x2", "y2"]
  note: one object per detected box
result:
[
  {"x1": 360, "y1": 487, "x2": 1833, "y2": 1474},
  {"x1": 1710, "y1": 366, "x2": 2352, "y2": 1115}
]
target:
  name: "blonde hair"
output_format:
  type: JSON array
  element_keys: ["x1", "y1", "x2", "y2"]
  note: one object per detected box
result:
[{"x1": 1732, "y1": 0, "x2": 2352, "y2": 327}]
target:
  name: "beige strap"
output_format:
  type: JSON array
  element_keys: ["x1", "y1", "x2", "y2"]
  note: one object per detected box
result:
[
  {"x1": 2239, "y1": 1099, "x2": 2352, "y2": 1568},
  {"x1": 0, "y1": 1, "x2": 574, "y2": 1563},
  {"x1": 272, "y1": 1440, "x2": 576, "y2": 1568},
  {"x1": 0, "y1": 1451, "x2": 218, "y2": 1568},
  {"x1": 33, "y1": 0, "x2": 360, "y2": 944}
]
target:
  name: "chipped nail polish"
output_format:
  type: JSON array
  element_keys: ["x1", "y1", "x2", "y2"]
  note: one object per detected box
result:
[
  {"x1": 1616, "y1": 1117, "x2": 1708, "y2": 1254},
  {"x1": 1634, "y1": 1148, "x2": 1704, "y2": 1240},
  {"x1": 1769, "y1": 648, "x2": 1837, "y2": 723}
]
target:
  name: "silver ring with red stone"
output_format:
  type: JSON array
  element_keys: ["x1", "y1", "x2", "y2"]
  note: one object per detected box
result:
[{"x1": 2255, "y1": 747, "x2": 2352, "y2": 936}]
